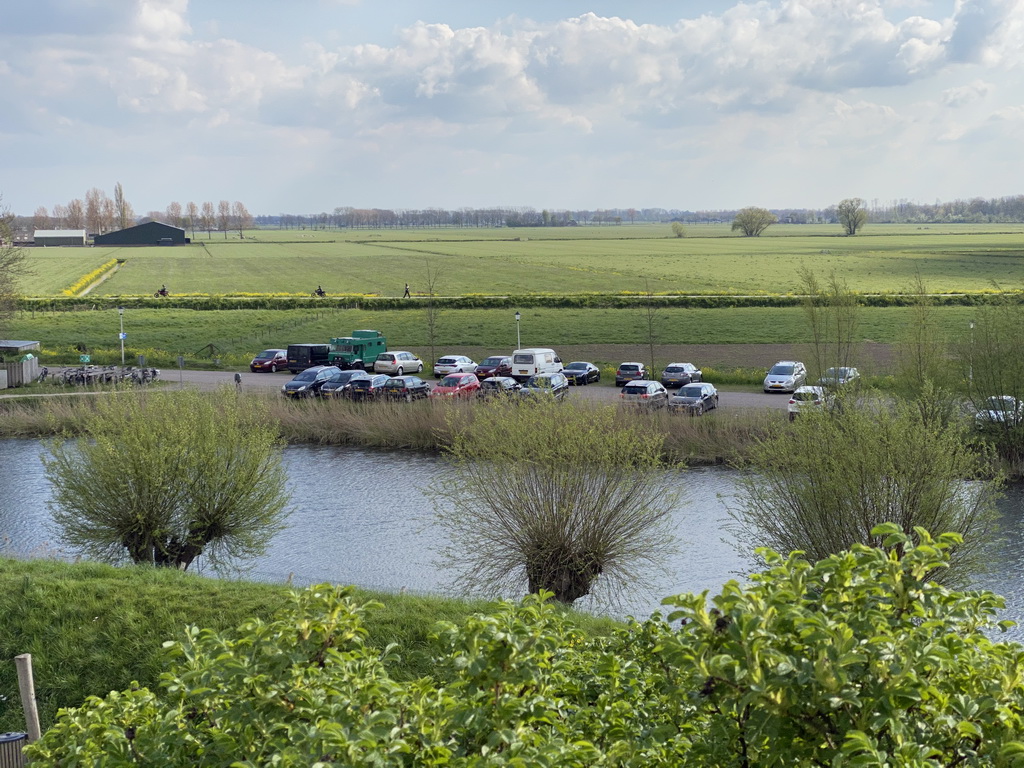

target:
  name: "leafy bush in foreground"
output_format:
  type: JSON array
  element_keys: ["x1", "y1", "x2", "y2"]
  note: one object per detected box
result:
[{"x1": 27, "y1": 527, "x2": 1024, "y2": 767}]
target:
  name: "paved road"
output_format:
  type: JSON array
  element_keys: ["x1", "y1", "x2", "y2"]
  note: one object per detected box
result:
[{"x1": 177, "y1": 368, "x2": 792, "y2": 412}]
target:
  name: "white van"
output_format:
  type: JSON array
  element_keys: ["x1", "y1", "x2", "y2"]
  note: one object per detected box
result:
[{"x1": 511, "y1": 348, "x2": 563, "y2": 382}]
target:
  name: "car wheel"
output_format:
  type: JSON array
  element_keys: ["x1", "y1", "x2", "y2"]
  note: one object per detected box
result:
[
  {"x1": 396, "y1": 367, "x2": 404, "y2": 376},
  {"x1": 416, "y1": 364, "x2": 423, "y2": 372},
  {"x1": 695, "y1": 404, "x2": 704, "y2": 416},
  {"x1": 789, "y1": 412, "x2": 796, "y2": 422},
  {"x1": 270, "y1": 364, "x2": 277, "y2": 373},
  {"x1": 405, "y1": 393, "x2": 413, "y2": 402}
]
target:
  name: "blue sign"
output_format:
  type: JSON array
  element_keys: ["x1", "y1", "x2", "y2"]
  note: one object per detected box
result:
[{"x1": 118, "y1": 332, "x2": 127, "y2": 340}]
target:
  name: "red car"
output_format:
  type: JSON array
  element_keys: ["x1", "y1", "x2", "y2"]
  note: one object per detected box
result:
[
  {"x1": 475, "y1": 355, "x2": 513, "y2": 379},
  {"x1": 429, "y1": 372, "x2": 481, "y2": 398},
  {"x1": 250, "y1": 348, "x2": 288, "y2": 373}
]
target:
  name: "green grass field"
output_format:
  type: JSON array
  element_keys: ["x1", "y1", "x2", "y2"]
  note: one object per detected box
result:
[{"x1": 21, "y1": 223, "x2": 1024, "y2": 298}]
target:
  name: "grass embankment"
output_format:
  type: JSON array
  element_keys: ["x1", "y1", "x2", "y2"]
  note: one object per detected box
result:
[
  {"x1": 0, "y1": 393, "x2": 777, "y2": 465},
  {"x1": 6, "y1": 304, "x2": 979, "y2": 370},
  {"x1": 0, "y1": 557, "x2": 620, "y2": 734}
]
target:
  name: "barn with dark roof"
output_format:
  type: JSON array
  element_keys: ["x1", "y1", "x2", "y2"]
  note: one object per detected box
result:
[{"x1": 93, "y1": 221, "x2": 190, "y2": 246}]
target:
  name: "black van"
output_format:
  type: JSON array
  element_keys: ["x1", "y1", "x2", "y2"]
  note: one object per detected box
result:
[{"x1": 287, "y1": 343, "x2": 330, "y2": 373}]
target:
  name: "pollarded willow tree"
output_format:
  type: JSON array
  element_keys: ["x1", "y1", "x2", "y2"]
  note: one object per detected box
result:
[
  {"x1": 44, "y1": 388, "x2": 289, "y2": 571},
  {"x1": 732, "y1": 395, "x2": 1000, "y2": 586},
  {"x1": 730, "y1": 206, "x2": 777, "y2": 236},
  {"x1": 433, "y1": 398, "x2": 678, "y2": 605}
]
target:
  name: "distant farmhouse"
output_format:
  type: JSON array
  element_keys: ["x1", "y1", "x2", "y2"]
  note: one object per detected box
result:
[
  {"x1": 33, "y1": 229, "x2": 87, "y2": 246},
  {"x1": 93, "y1": 221, "x2": 190, "y2": 246}
]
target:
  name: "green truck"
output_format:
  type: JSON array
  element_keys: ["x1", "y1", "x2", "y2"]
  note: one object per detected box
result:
[{"x1": 328, "y1": 330, "x2": 386, "y2": 371}]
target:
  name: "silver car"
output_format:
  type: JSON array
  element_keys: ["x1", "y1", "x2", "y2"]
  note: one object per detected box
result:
[
  {"x1": 373, "y1": 351, "x2": 424, "y2": 375},
  {"x1": 619, "y1": 380, "x2": 669, "y2": 409},
  {"x1": 432, "y1": 355, "x2": 478, "y2": 377},
  {"x1": 763, "y1": 361, "x2": 807, "y2": 393}
]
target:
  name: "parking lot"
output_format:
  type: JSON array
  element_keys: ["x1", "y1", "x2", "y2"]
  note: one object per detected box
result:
[{"x1": 175, "y1": 368, "x2": 793, "y2": 412}]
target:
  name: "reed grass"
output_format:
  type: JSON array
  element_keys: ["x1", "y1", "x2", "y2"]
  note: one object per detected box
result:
[{"x1": 2, "y1": 390, "x2": 774, "y2": 465}]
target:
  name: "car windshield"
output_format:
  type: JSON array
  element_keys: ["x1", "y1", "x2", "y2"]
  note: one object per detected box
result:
[
  {"x1": 437, "y1": 358, "x2": 456, "y2": 365},
  {"x1": 513, "y1": 354, "x2": 534, "y2": 364},
  {"x1": 528, "y1": 376, "x2": 553, "y2": 387},
  {"x1": 620, "y1": 364, "x2": 640, "y2": 372},
  {"x1": 680, "y1": 386, "x2": 703, "y2": 398},
  {"x1": 985, "y1": 397, "x2": 1014, "y2": 411},
  {"x1": 566, "y1": 362, "x2": 587, "y2": 370},
  {"x1": 255, "y1": 351, "x2": 277, "y2": 359},
  {"x1": 294, "y1": 370, "x2": 317, "y2": 382},
  {"x1": 481, "y1": 357, "x2": 505, "y2": 365},
  {"x1": 623, "y1": 386, "x2": 647, "y2": 395},
  {"x1": 384, "y1": 380, "x2": 404, "y2": 389},
  {"x1": 793, "y1": 391, "x2": 820, "y2": 401},
  {"x1": 440, "y1": 376, "x2": 464, "y2": 386},
  {"x1": 665, "y1": 366, "x2": 687, "y2": 373},
  {"x1": 769, "y1": 364, "x2": 794, "y2": 375},
  {"x1": 377, "y1": 354, "x2": 394, "y2": 361}
]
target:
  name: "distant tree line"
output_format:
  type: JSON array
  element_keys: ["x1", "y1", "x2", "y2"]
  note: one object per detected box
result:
[
  {"x1": 13, "y1": 192, "x2": 1024, "y2": 236},
  {"x1": 15, "y1": 186, "x2": 253, "y2": 241}
]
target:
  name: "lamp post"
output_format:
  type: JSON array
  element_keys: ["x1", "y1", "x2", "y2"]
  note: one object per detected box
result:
[
  {"x1": 514, "y1": 311, "x2": 521, "y2": 348},
  {"x1": 118, "y1": 307, "x2": 125, "y2": 365},
  {"x1": 969, "y1": 320, "x2": 975, "y2": 386}
]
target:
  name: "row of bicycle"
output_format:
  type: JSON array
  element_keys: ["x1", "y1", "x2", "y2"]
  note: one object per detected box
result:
[{"x1": 37, "y1": 365, "x2": 161, "y2": 386}]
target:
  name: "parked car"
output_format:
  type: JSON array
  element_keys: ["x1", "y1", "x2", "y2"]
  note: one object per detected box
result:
[
  {"x1": 432, "y1": 355, "x2": 478, "y2": 377},
  {"x1": 975, "y1": 395, "x2": 1024, "y2": 428},
  {"x1": 373, "y1": 351, "x2": 424, "y2": 375},
  {"x1": 816, "y1": 366, "x2": 860, "y2": 388},
  {"x1": 249, "y1": 348, "x2": 288, "y2": 373},
  {"x1": 479, "y1": 376, "x2": 521, "y2": 398},
  {"x1": 346, "y1": 373, "x2": 391, "y2": 400},
  {"x1": 562, "y1": 361, "x2": 601, "y2": 385},
  {"x1": 615, "y1": 362, "x2": 648, "y2": 386},
  {"x1": 429, "y1": 372, "x2": 481, "y2": 398},
  {"x1": 382, "y1": 376, "x2": 432, "y2": 401},
  {"x1": 660, "y1": 362, "x2": 702, "y2": 388},
  {"x1": 317, "y1": 368, "x2": 371, "y2": 398},
  {"x1": 619, "y1": 380, "x2": 669, "y2": 409},
  {"x1": 511, "y1": 348, "x2": 563, "y2": 382},
  {"x1": 475, "y1": 355, "x2": 513, "y2": 379},
  {"x1": 286, "y1": 343, "x2": 331, "y2": 373},
  {"x1": 669, "y1": 382, "x2": 719, "y2": 415},
  {"x1": 763, "y1": 361, "x2": 807, "y2": 393},
  {"x1": 788, "y1": 385, "x2": 831, "y2": 421},
  {"x1": 519, "y1": 372, "x2": 570, "y2": 401},
  {"x1": 281, "y1": 365, "x2": 340, "y2": 398}
]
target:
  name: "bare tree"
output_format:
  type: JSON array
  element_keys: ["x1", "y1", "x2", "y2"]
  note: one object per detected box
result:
[
  {"x1": 799, "y1": 267, "x2": 860, "y2": 382},
  {"x1": 423, "y1": 258, "x2": 442, "y2": 365},
  {"x1": 114, "y1": 182, "x2": 135, "y2": 230},
  {"x1": 32, "y1": 206, "x2": 50, "y2": 231},
  {"x1": 185, "y1": 202, "x2": 199, "y2": 239},
  {"x1": 166, "y1": 201, "x2": 183, "y2": 228},
  {"x1": 66, "y1": 199, "x2": 85, "y2": 229},
  {"x1": 639, "y1": 278, "x2": 662, "y2": 375},
  {"x1": 217, "y1": 200, "x2": 231, "y2": 238},
  {"x1": 231, "y1": 201, "x2": 252, "y2": 237},
  {"x1": 85, "y1": 188, "x2": 105, "y2": 234},
  {"x1": 200, "y1": 202, "x2": 215, "y2": 236},
  {"x1": 51, "y1": 203, "x2": 67, "y2": 228}
]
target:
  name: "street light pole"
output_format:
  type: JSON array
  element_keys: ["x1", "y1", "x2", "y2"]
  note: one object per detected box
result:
[
  {"x1": 969, "y1": 320, "x2": 975, "y2": 386},
  {"x1": 118, "y1": 307, "x2": 125, "y2": 365},
  {"x1": 515, "y1": 311, "x2": 521, "y2": 348}
]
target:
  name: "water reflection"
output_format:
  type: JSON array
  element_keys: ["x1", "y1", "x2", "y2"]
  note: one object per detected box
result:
[{"x1": 1, "y1": 440, "x2": 1021, "y2": 629}]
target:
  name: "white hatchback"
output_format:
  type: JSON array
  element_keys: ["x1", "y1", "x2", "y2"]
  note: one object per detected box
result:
[
  {"x1": 787, "y1": 385, "x2": 830, "y2": 421},
  {"x1": 432, "y1": 355, "x2": 478, "y2": 377}
]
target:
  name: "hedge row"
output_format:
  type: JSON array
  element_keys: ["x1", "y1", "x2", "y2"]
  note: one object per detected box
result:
[{"x1": 17, "y1": 291, "x2": 1024, "y2": 312}]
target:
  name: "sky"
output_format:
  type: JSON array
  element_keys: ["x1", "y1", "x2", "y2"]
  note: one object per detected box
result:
[{"x1": 2, "y1": 0, "x2": 1023, "y2": 216}]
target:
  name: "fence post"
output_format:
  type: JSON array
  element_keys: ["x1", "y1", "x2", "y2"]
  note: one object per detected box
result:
[{"x1": 14, "y1": 654, "x2": 41, "y2": 742}]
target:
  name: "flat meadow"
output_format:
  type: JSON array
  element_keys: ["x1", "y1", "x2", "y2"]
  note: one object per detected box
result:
[
  {"x1": 22, "y1": 222, "x2": 1024, "y2": 297},
  {"x1": 8, "y1": 223, "x2": 1020, "y2": 369}
]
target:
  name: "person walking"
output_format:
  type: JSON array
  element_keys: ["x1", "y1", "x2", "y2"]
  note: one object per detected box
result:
[{"x1": 403, "y1": 282, "x2": 411, "y2": 298}]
